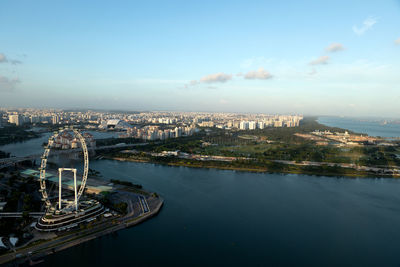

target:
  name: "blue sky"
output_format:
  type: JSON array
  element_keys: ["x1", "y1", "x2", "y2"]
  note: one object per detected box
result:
[{"x1": 0, "y1": 0, "x2": 400, "y2": 116}]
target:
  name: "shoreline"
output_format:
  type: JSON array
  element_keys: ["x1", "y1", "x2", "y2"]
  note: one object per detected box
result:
[
  {"x1": 107, "y1": 156, "x2": 400, "y2": 179},
  {"x1": 0, "y1": 197, "x2": 164, "y2": 266}
]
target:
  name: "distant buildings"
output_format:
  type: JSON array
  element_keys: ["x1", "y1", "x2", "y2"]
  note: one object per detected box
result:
[
  {"x1": 52, "y1": 115, "x2": 60, "y2": 124},
  {"x1": 99, "y1": 119, "x2": 132, "y2": 130},
  {"x1": 49, "y1": 132, "x2": 96, "y2": 150},
  {"x1": 235, "y1": 115, "x2": 302, "y2": 130},
  {"x1": 240, "y1": 121, "x2": 249, "y2": 130},
  {"x1": 0, "y1": 108, "x2": 303, "y2": 134},
  {"x1": 8, "y1": 114, "x2": 22, "y2": 126},
  {"x1": 124, "y1": 125, "x2": 196, "y2": 141},
  {"x1": 308, "y1": 130, "x2": 379, "y2": 146}
]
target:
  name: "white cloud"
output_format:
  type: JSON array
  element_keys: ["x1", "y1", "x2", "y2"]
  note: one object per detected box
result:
[
  {"x1": 326, "y1": 43, "x2": 345, "y2": 52},
  {"x1": 244, "y1": 67, "x2": 273, "y2": 80},
  {"x1": 352, "y1": 17, "x2": 377, "y2": 36},
  {"x1": 0, "y1": 75, "x2": 20, "y2": 92},
  {"x1": 395, "y1": 38, "x2": 400, "y2": 45},
  {"x1": 0, "y1": 53, "x2": 7, "y2": 63},
  {"x1": 184, "y1": 73, "x2": 232, "y2": 88},
  {"x1": 309, "y1": 55, "x2": 330, "y2": 65},
  {"x1": 200, "y1": 72, "x2": 232, "y2": 83}
]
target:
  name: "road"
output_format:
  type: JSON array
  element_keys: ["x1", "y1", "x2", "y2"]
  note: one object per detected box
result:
[
  {"x1": 0, "y1": 195, "x2": 163, "y2": 266},
  {"x1": 0, "y1": 212, "x2": 44, "y2": 218},
  {"x1": 273, "y1": 160, "x2": 400, "y2": 175}
]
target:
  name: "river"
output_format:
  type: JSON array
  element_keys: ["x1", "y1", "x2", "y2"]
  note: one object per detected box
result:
[
  {"x1": 0, "y1": 130, "x2": 118, "y2": 157},
  {"x1": 38, "y1": 159, "x2": 400, "y2": 266}
]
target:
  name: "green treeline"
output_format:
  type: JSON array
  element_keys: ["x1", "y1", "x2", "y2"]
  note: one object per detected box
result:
[{"x1": 0, "y1": 125, "x2": 39, "y2": 146}]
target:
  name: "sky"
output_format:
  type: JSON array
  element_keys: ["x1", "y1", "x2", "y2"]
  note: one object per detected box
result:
[{"x1": 0, "y1": 0, "x2": 400, "y2": 116}]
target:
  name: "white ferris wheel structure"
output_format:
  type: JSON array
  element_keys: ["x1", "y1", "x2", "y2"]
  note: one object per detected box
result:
[{"x1": 38, "y1": 127, "x2": 89, "y2": 213}]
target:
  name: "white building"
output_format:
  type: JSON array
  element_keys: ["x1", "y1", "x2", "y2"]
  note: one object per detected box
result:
[
  {"x1": 52, "y1": 115, "x2": 59, "y2": 124},
  {"x1": 99, "y1": 119, "x2": 132, "y2": 130},
  {"x1": 8, "y1": 114, "x2": 22, "y2": 126},
  {"x1": 239, "y1": 121, "x2": 249, "y2": 130},
  {"x1": 249, "y1": 121, "x2": 257, "y2": 130}
]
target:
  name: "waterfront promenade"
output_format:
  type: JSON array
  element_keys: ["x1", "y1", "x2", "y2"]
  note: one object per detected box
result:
[{"x1": 0, "y1": 195, "x2": 163, "y2": 265}]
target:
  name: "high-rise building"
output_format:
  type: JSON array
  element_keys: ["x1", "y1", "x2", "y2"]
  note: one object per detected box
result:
[
  {"x1": 249, "y1": 121, "x2": 257, "y2": 130},
  {"x1": 240, "y1": 121, "x2": 249, "y2": 130},
  {"x1": 175, "y1": 127, "x2": 182, "y2": 138},
  {"x1": 30, "y1": 115, "x2": 41, "y2": 123},
  {"x1": 9, "y1": 114, "x2": 22, "y2": 126},
  {"x1": 52, "y1": 115, "x2": 60, "y2": 124},
  {"x1": 274, "y1": 120, "x2": 283, "y2": 127}
]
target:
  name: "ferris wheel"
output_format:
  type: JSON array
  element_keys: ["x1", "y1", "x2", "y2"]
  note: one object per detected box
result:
[{"x1": 38, "y1": 127, "x2": 89, "y2": 212}]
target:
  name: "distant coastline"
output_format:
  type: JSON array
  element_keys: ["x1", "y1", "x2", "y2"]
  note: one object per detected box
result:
[
  {"x1": 99, "y1": 116, "x2": 400, "y2": 179},
  {"x1": 317, "y1": 116, "x2": 400, "y2": 138},
  {"x1": 105, "y1": 156, "x2": 399, "y2": 179}
]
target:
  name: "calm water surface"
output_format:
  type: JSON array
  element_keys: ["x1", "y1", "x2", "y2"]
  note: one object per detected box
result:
[
  {"x1": 0, "y1": 130, "x2": 118, "y2": 157},
  {"x1": 39, "y1": 160, "x2": 400, "y2": 267},
  {"x1": 318, "y1": 116, "x2": 400, "y2": 138}
]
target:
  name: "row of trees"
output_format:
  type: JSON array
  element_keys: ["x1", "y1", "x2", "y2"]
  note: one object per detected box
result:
[{"x1": 0, "y1": 125, "x2": 39, "y2": 146}]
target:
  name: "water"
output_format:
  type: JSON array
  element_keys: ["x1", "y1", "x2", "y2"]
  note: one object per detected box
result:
[
  {"x1": 3, "y1": 122, "x2": 400, "y2": 266},
  {"x1": 0, "y1": 130, "x2": 118, "y2": 157},
  {"x1": 0, "y1": 132, "x2": 53, "y2": 157},
  {"x1": 39, "y1": 160, "x2": 400, "y2": 266},
  {"x1": 318, "y1": 116, "x2": 400, "y2": 138}
]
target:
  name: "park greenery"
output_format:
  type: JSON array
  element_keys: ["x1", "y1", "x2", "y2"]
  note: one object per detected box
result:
[
  {"x1": 99, "y1": 117, "x2": 400, "y2": 177},
  {"x1": 0, "y1": 125, "x2": 39, "y2": 146},
  {"x1": 0, "y1": 150, "x2": 10, "y2": 159},
  {"x1": 96, "y1": 136, "x2": 142, "y2": 146},
  {"x1": 110, "y1": 179, "x2": 142, "y2": 189},
  {"x1": 0, "y1": 172, "x2": 41, "y2": 237}
]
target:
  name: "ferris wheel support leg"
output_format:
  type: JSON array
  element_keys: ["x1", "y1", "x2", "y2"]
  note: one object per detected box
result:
[
  {"x1": 74, "y1": 169, "x2": 78, "y2": 211},
  {"x1": 58, "y1": 168, "x2": 62, "y2": 210}
]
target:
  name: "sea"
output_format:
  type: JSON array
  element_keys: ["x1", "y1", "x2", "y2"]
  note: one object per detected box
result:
[{"x1": 318, "y1": 116, "x2": 400, "y2": 138}]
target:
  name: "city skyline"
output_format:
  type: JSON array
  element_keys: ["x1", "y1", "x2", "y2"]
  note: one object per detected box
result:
[{"x1": 1, "y1": 0, "x2": 400, "y2": 116}]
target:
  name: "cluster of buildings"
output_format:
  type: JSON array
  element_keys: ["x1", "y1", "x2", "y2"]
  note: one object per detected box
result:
[
  {"x1": 1, "y1": 109, "x2": 100, "y2": 126},
  {"x1": 48, "y1": 132, "x2": 96, "y2": 149},
  {"x1": 198, "y1": 115, "x2": 303, "y2": 130},
  {"x1": 236, "y1": 116, "x2": 301, "y2": 130},
  {"x1": 123, "y1": 125, "x2": 197, "y2": 141},
  {"x1": 295, "y1": 130, "x2": 383, "y2": 146},
  {"x1": 311, "y1": 130, "x2": 378, "y2": 145},
  {"x1": 1, "y1": 108, "x2": 302, "y2": 134}
]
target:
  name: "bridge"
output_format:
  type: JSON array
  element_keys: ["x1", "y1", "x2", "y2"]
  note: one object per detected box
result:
[
  {"x1": 0, "y1": 212, "x2": 44, "y2": 218},
  {"x1": 0, "y1": 143, "x2": 148, "y2": 169}
]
